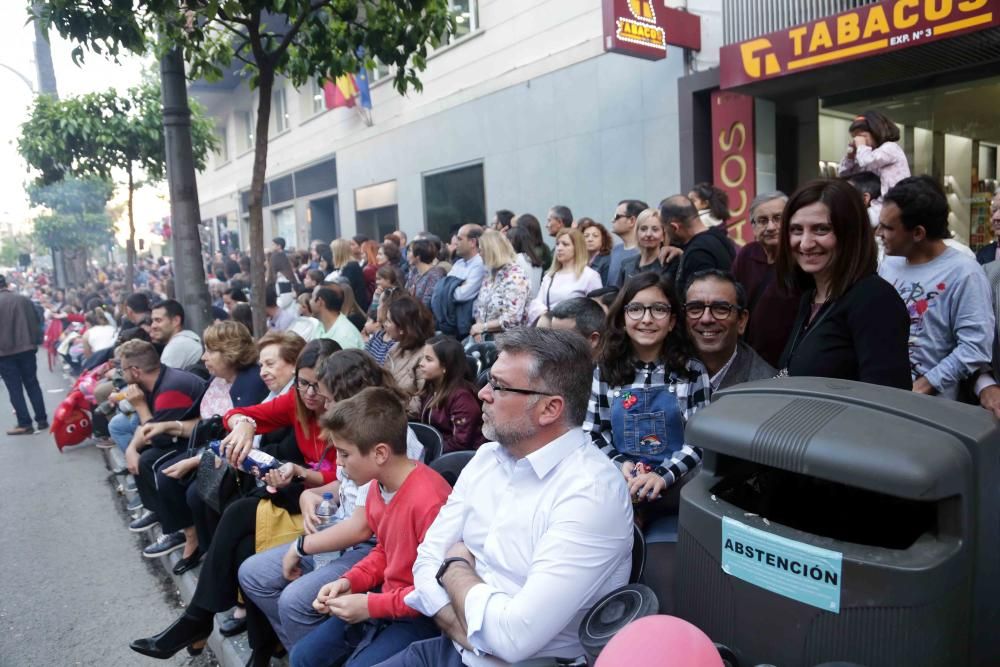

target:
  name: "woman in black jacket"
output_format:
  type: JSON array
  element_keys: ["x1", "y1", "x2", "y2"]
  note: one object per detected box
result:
[{"x1": 776, "y1": 179, "x2": 910, "y2": 389}]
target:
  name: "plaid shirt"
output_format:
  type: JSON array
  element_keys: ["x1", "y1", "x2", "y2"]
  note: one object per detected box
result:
[{"x1": 582, "y1": 358, "x2": 711, "y2": 486}]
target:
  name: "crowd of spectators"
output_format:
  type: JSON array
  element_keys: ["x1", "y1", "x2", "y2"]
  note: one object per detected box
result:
[{"x1": 4, "y1": 108, "x2": 1000, "y2": 666}]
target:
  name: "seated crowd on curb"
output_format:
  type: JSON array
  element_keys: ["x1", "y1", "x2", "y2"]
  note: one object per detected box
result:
[{"x1": 6, "y1": 159, "x2": 1000, "y2": 666}]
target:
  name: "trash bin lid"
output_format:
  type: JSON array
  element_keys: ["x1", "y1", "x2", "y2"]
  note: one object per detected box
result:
[{"x1": 579, "y1": 584, "x2": 659, "y2": 658}]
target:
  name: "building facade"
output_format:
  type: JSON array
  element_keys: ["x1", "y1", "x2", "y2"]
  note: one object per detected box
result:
[{"x1": 190, "y1": 0, "x2": 724, "y2": 251}]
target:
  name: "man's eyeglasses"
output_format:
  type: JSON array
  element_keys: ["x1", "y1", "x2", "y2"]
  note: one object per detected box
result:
[
  {"x1": 485, "y1": 371, "x2": 555, "y2": 397},
  {"x1": 296, "y1": 377, "x2": 321, "y2": 395},
  {"x1": 751, "y1": 214, "x2": 782, "y2": 227},
  {"x1": 683, "y1": 301, "x2": 743, "y2": 320},
  {"x1": 624, "y1": 302, "x2": 671, "y2": 321},
  {"x1": 612, "y1": 213, "x2": 629, "y2": 222}
]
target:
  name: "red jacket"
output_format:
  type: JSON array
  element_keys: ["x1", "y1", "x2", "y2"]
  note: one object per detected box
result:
[
  {"x1": 343, "y1": 463, "x2": 452, "y2": 618},
  {"x1": 224, "y1": 390, "x2": 337, "y2": 483}
]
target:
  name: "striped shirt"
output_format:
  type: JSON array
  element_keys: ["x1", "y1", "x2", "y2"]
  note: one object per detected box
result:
[{"x1": 582, "y1": 358, "x2": 711, "y2": 486}]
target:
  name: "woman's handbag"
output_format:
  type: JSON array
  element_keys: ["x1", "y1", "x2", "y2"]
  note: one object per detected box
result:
[{"x1": 191, "y1": 416, "x2": 233, "y2": 514}]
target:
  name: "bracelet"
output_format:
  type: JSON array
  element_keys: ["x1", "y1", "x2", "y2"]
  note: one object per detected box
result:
[
  {"x1": 230, "y1": 415, "x2": 257, "y2": 430},
  {"x1": 295, "y1": 534, "x2": 308, "y2": 558}
]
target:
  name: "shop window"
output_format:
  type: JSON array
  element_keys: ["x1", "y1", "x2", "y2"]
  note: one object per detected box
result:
[
  {"x1": 356, "y1": 181, "x2": 399, "y2": 241},
  {"x1": 310, "y1": 79, "x2": 325, "y2": 115},
  {"x1": 236, "y1": 110, "x2": 254, "y2": 153},
  {"x1": 448, "y1": 0, "x2": 479, "y2": 43},
  {"x1": 214, "y1": 124, "x2": 229, "y2": 165},
  {"x1": 273, "y1": 87, "x2": 289, "y2": 134},
  {"x1": 424, "y1": 163, "x2": 485, "y2": 241},
  {"x1": 272, "y1": 206, "x2": 297, "y2": 247}
]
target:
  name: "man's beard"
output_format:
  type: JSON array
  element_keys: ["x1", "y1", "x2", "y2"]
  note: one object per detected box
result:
[{"x1": 483, "y1": 411, "x2": 537, "y2": 449}]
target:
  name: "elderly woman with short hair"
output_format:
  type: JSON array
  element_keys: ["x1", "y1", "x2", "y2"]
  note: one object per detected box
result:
[
  {"x1": 134, "y1": 320, "x2": 271, "y2": 567},
  {"x1": 730, "y1": 190, "x2": 801, "y2": 367}
]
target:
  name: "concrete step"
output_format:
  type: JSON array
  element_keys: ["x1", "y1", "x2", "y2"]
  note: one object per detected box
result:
[{"x1": 100, "y1": 445, "x2": 291, "y2": 666}]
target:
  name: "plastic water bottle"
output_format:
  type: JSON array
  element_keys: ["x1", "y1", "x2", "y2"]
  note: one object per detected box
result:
[{"x1": 312, "y1": 493, "x2": 340, "y2": 568}]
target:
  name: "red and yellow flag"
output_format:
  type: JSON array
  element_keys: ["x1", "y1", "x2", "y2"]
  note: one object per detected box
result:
[{"x1": 323, "y1": 74, "x2": 359, "y2": 109}]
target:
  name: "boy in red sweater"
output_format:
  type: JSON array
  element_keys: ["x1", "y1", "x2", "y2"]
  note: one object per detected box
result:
[{"x1": 289, "y1": 386, "x2": 452, "y2": 667}]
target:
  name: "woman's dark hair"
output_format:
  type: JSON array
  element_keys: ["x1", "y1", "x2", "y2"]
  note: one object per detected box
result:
[
  {"x1": 379, "y1": 242, "x2": 402, "y2": 265},
  {"x1": 423, "y1": 334, "x2": 477, "y2": 410},
  {"x1": 386, "y1": 295, "x2": 435, "y2": 352},
  {"x1": 515, "y1": 214, "x2": 544, "y2": 247},
  {"x1": 229, "y1": 303, "x2": 254, "y2": 333},
  {"x1": 306, "y1": 269, "x2": 326, "y2": 286},
  {"x1": 597, "y1": 272, "x2": 691, "y2": 386},
  {"x1": 267, "y1": 250, "x2": 299, "y2": 284},
  {"x1": 409, "y1": 239, "x2": 437, "y2": 264},
  {"x1": 848, "y1": 110, "x2": 900, "y2": 146},
  {"x1": 294, "y1": 338, "x2": 342, "y2": 436},
  {"x1": 317, "y1": 247, "x2": 334, "y2": 273},
  {"x1": 224, "y1": 259, "x2": 241, "y2": 279},
  {"x1": 376, "y1": 263, "x2": 405, "y2": 287},
  {"x1": 506, "y1": 226, "x2": 542, "y2": 267},
  {"x1": 691, "y1": 182, "x2": 731, "y2": 222},
  {"x1": 776, "y1": 178, "x2": 877, "y2": 300},
  {"x1": 577, "y1": 219, "x2": 613, "y2": 255}
]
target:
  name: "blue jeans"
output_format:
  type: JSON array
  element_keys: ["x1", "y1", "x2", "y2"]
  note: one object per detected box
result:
[
  {"x1": 238, "y1": 542, "x2": 373, "y2": 650},
  {"x1": 109, "y1": 412, "x2": 139, "y2": 452},
  {"x1": 290, "y1": 615, "x2": 439, "y2": 667},
  {"x1": 371, "y1": 635, "x2": 464, "y2": 667},
  {"x1": 0, "y1": 349, "x2": 47, "y2": 428}
]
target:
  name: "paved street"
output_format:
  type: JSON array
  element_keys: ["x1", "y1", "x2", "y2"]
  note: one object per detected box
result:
[{"x1": 0, "y1": 352, "x2": 216, "y2": 667}]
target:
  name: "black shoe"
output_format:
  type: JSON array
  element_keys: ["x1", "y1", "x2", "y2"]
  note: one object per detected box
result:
[
  {"x1": 111, "y1": 465, "x2": 128, "y2": 476},
  {"x1": 129, "y1": 612, "x2": 213, "y2": 660},
  {"x1": 246, "y1": 648, "x2": 272, "y2": 667},
  {"x1": 36, "y1": 421, "x2": 49, "y2": 430},
  {"x1": 218, "y1": 612, "x2": 247, "y2": 637},
  {"x1": 172, "y1": 550, "x2": 203, "y2": 576},
  {"x1": 6, "y1": 426, "x2": 33, "y2": 436},
  {"x1": 128, "y1": 512, "x2": 160, "y2": 533},
  {"x1": 143, "y1": 531, "x2": 186, "y2": 558}
]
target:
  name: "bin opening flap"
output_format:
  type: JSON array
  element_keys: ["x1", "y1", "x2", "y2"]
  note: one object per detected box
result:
[{"x1": 687, "y1": 378, "x2": 978, "y2": 500}]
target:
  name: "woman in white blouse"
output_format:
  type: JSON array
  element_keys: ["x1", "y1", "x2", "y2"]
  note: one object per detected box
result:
[{"x1": 527, "y1": 228, "x2": 602, "y2": 324}]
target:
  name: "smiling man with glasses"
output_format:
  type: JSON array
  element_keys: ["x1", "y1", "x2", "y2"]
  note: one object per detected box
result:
[{"x1": 684, "y1": 270, "x2": 775, "y2": 391}]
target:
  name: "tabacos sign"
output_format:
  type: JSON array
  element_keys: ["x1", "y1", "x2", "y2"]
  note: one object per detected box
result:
[
  {"x1": 711, "y1": 91, "x2": 757, "y2": 245},
  {"x1": 721, "y1": 0, "x2": 999, "y2": 88},
  {"x1": 602, "y1": 0, "x2": 702, "y2": 60}
]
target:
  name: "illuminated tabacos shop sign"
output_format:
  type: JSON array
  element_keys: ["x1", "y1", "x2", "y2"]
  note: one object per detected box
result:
[
  {"x1": 602, "y1": 0, "x2": 701, "y2": 60},
  {"x1": 721, "y1": 0, "x2": 999, "y2": 88}
]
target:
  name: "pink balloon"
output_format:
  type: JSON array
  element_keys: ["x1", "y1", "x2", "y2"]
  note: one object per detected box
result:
[{"x1": 595, "y1": 615, "x2": 723, "y2": 667}]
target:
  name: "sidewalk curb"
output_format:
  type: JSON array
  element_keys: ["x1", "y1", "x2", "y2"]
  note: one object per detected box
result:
[{"x1": 104, "y1": 446, "x2": 258, "y2": 667}]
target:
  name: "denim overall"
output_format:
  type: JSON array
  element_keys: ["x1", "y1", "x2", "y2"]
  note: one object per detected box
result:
[
  {"x1": 611, "y1": 383, "x2": 686, "y2": 543},
  {"x1": 610, "y1": 383, "x2": 685, "y2": 466}
]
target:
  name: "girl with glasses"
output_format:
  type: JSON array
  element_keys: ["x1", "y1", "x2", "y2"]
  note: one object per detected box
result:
[
  {"x1": 583, "y1": 272, "x2": 710, "y2": 534},
  {"x1": 417, "y1": 335, "x2": 486, "y2": 453}
]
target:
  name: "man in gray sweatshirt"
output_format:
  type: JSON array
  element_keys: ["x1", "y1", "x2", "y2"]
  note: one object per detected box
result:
[{"x1": 877, "y1": 176, "x2": 993, "y2": 400}]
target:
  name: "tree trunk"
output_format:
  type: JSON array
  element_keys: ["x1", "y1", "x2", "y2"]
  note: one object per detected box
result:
[
  {"x1": 125, "y1": 167, "x2": 136, "y2": 294},
  {"x1": 160, "y1": 48, "x2": 212, "y2": 336},
  {"x1": 31, "y1": 2, "x2": 59, "y2": 98},
  {"x1": 248, "y1": 64, "x2": 274, "y2": 337}
]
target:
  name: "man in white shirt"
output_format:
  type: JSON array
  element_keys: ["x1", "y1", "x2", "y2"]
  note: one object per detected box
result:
[
  {"x1": 378, "y1": 329, "x2": 633, "y2": 666},
  {"x1": 447, "y1": 224, "x2": 486, "y2": 303}
]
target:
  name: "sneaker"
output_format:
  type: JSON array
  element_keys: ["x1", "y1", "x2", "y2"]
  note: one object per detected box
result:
[
  {"x1": 126, "y1": 496, "x2": 143, "y2": 512},
  {"x1": 143, "y1": 531, "x2": 186, "y2": 558},
  {"x1": 128, "y1": 511, "x2": 160, "y2": 533},
  {"x1": 88, "y1": 437, "x2": 115, "y2": 449},
  {"x1": 35, "y1": 421, "x2": 49, "y2": 431},
  {"x1": 6, "y1": 426, "x2": 33, "y2": 436}
]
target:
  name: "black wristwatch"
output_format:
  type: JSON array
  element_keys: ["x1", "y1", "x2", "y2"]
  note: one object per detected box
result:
[
  {"x1": 295, "y1": 534, "x2": 309, "y2": 557},
  {"x1": 435, "y1": 556, "x2": 472, "y2": 586}
]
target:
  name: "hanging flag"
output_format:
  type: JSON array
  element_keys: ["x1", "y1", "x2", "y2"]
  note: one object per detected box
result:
[
  {"x1": 356, "y1": 69, "x2": 372, "y2": 110},
  {"x1": 323, "y1": 74, "x2": 359, "y2": 109}
]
